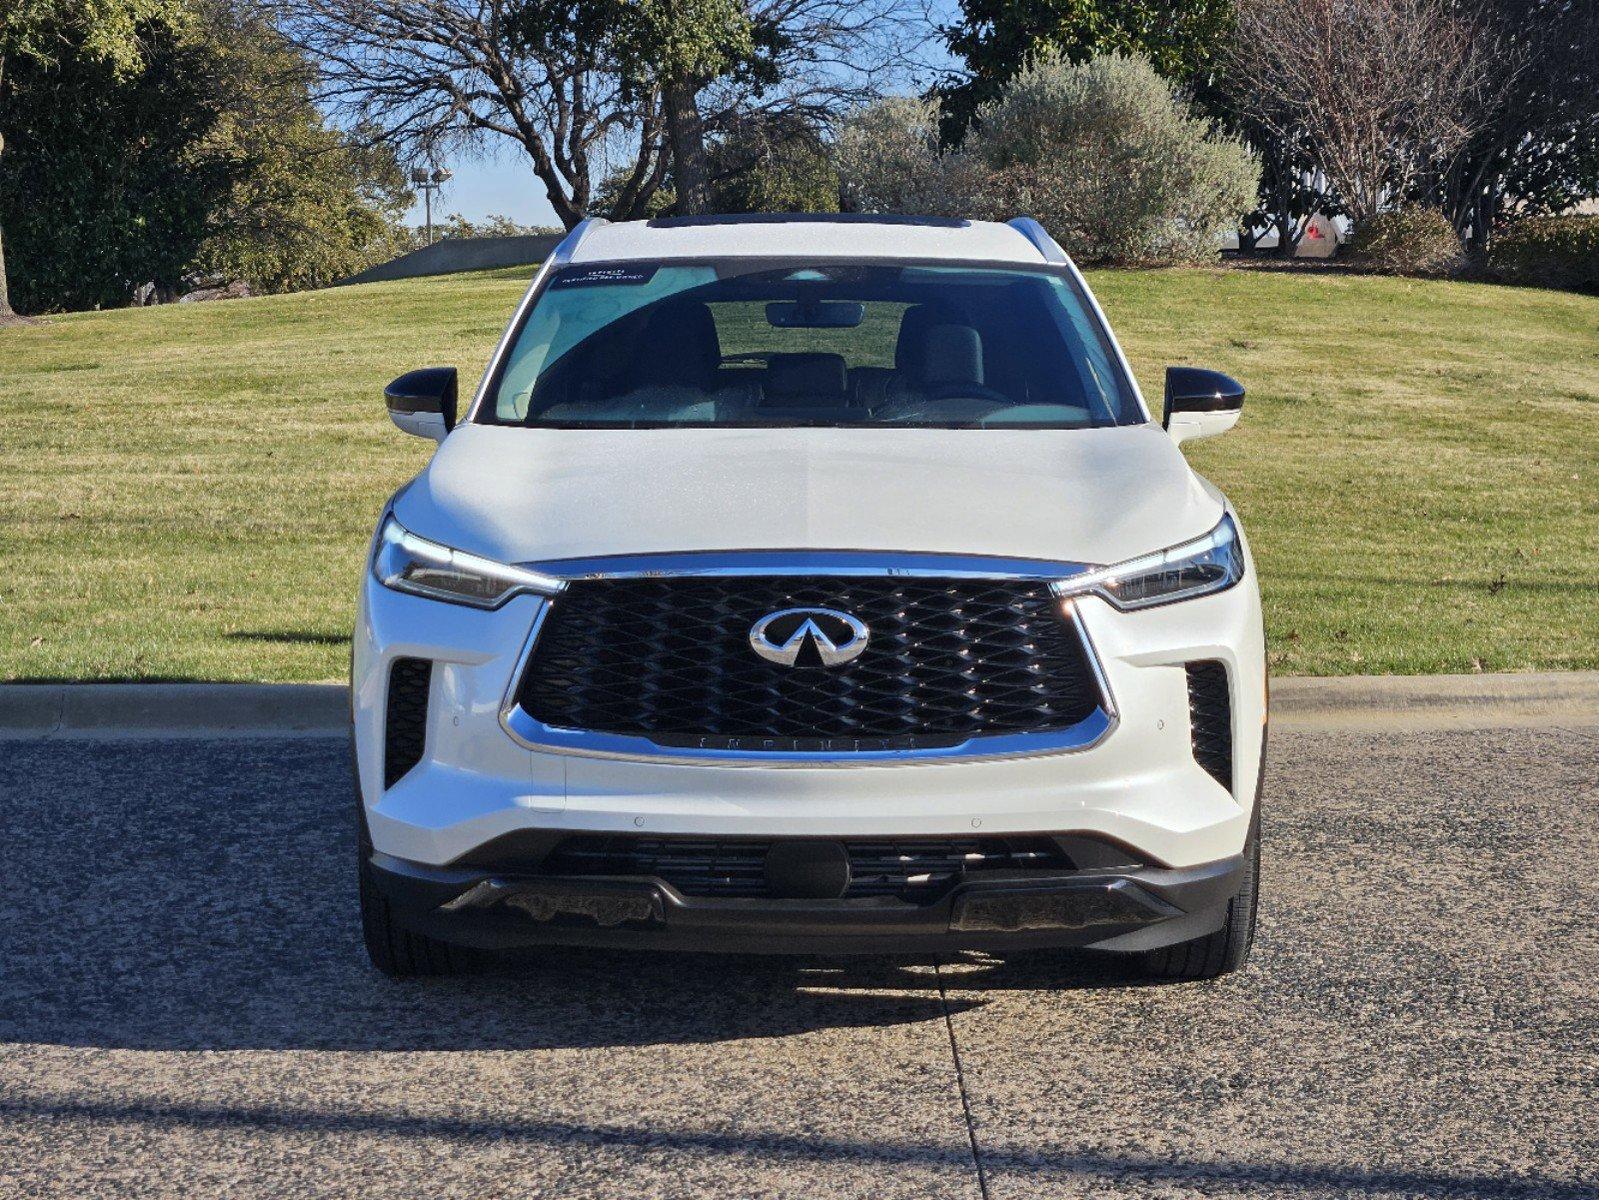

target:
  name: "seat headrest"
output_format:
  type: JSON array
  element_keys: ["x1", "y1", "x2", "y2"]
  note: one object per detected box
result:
[
  {"x1": 629, "y1": 300, "x2": 720, "y2": 389},
  {"x1": 895, "y1": 302, "x2": 964, "y2": 375},
  {"x1": 764, "y1": 353, "x2": 848, "y2": 402},
  {"x1": 920, "y1": 325, "x2": 984, "y2": 387}
]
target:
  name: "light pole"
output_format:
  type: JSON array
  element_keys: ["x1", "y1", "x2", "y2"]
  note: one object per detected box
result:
[{"x1": 410, "y1": 166, "x2": 453, "y2": 245}]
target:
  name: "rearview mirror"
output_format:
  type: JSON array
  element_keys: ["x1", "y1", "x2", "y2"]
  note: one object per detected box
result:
[
  {"x1": 765, "y1": 301, "x2": 865, "y2": 329},
  {"x1": 1163, "y1": 366, "x2": 1244, "y2": 445},
  {"x1": 386, "y1": 367, "x2": 458, "y2": 442}
]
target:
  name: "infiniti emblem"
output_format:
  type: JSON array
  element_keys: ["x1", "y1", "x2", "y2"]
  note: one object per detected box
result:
[{"x1": 749, "y1": 607, "x2": 870, "y2": 668}]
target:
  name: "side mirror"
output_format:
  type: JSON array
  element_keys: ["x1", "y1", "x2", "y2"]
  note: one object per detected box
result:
[
  {"x1": 1163, "y1": 367, "x2": 1244, "y2": 445},
  {"x1": 386, "y1": 367, "x2": 458, "y2": 442}
]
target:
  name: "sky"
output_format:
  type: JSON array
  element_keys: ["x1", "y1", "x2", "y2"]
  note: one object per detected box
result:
[
  {"x1": 403, "y1": 5, "x2": 961, "y2": 229},
  {"x1": 405, "y1": 142, "x2": 562, "y2": 230}
]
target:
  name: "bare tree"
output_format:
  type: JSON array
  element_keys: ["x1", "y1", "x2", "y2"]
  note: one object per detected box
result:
[
  {"x1": 271, "y1": 0, "x2": 933, "y2": 228},
  {"x1": 1226, "y1": 0, "x2": 1497, "y2": 225},
  {"x1": 1440, "y1": 0, "x2": 1599, "y2": 252},
  {"x1": 271, "y1": 1, "x2": 657, "y2": 228},
  {"x1": 698, "y1": 0, "x2": 936, "y2": 190}
]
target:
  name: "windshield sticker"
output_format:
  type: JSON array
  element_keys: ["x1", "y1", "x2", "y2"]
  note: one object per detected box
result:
[{"x1": 551, "y1": 265, "x2": 660, "y2": 289}]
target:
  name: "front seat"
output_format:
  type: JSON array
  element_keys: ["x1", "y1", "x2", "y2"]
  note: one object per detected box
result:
[
  {"x1": 918, "y1": 324, "x2": 987, "y2": 396},
  {"x1": 894, "y1": 303, "x2": 963, "y2": 378},
  {"x1": 871, "y1": 303, "x2": 967, "y2": 408},
  {"x1": 559, "y1": 297, "x2": 754, "y2": 421},
  {"x1": 881, "y1": 311, "x2": 994, "y2": 415},
  {"x1": 626, "y1": 299, "x2": 721, "y2": 394}
]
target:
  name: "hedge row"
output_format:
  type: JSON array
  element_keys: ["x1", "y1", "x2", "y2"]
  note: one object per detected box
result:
[{"x1": 1488, "y1": 216, "x2": 1599, "y2": 294}]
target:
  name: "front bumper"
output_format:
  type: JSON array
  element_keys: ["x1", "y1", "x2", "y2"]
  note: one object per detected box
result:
[
  {"x1": 368, "y1": 847, "x2": 1247, "y2": 955},
  {"x1": 353, "y1": 557, "x2": 1266, "y2": 872}
]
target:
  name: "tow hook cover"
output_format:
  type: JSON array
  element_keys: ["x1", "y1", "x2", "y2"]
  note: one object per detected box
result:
[{"x1": 765, "y1": 840, "x2": 852, "y2": 899}]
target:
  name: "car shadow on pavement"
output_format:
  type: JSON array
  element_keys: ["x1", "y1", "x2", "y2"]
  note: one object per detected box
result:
[
  {"x1": 0, "y1": 736, "x2": 1151, "y2": 1054},
  {"x1": 0, "y1": 1092, "x2": 1590, "y2": 1200}
]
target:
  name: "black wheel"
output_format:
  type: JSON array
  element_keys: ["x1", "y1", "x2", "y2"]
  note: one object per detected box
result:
[
  {"x1": 1140, "y1": 808, "x2": 1260, "y2": 982},
  {"x1": 358, "y1": 842, "x2": 471, "y2": 977}
]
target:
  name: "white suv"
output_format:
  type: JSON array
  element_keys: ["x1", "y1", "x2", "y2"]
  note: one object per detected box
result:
[{"x1": 354, "y1": 214, "x2": 1265, "y2": 981}]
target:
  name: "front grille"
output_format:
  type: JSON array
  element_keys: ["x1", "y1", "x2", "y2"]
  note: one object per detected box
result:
[
  {"x1": 540, "y1": 835, "x2": 1072, "y2": 901},
  {"x1": 383, "y1": 657, "x2": 431, "y2": 788},
  {"x1": 516, "y1": 576, "x2": 1102, "y2": 749},
  {"x1": 1186, "y1": 660, "x2": 1233, "y2": 791}
]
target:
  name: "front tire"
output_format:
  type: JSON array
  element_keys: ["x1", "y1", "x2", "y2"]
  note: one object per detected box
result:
[
  {"x1": 1139, "y1": 809, "x2": 1260, "y2": 982},
  {"x1": 353, "y1": 739, "x2": 469, "y2": 977},
  {"x1": 358, "y1": 846, "x2": 470, "y2": 977}
]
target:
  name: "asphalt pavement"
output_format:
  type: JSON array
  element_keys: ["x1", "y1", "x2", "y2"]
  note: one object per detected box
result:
[{"x1": 2, "y1": 723, "x2": 1596, "y2": 1198}]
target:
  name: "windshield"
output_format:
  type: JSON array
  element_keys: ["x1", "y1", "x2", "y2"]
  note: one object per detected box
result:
[{"x1": 481, "y1": 260, "x2": 1142, "y2": 429}]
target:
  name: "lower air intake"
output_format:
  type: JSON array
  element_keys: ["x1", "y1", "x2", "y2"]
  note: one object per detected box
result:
[
  {"x1": 537, "y1": 835, "x2": 1072, "y2": 903},
  {"x1": 1185, "y1": 660, "x2": 1233, "y2": 791},
  {"x1": 384, "y1": 657, "x2": 431, "y2": 788}
]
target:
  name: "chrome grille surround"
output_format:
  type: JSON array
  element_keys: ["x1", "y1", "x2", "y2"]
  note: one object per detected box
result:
[{"x1": 498, "y1": 551, "x2": 1118, "y2": 766}]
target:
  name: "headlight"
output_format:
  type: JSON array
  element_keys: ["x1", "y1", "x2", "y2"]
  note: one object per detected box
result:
[
  {"x1": 1055, "y1": 514, "x2": 1244, "y2": 611},
  {"x1": 372, "y1": 515, "x2": 564, "y2": 609}
]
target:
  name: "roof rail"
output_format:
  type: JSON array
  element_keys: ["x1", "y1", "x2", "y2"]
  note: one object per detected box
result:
[
  {"x1": 550, "y1": 216, "x2": 610, "y2": 264},
  {"x1": 1006, "y1": 217, "x2": 1069, "y2": 264},
  {"x1": 645, "y1": 213, "x2": 969, "y2": 229}
]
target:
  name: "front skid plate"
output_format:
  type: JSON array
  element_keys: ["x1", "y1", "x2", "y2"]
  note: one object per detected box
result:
[{"x1": 368, "y1": 851, "x2": 1245, "y2": 955}]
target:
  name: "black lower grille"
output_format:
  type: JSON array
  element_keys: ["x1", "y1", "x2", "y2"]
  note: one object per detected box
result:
[
  {"x1": 844, "y1": 839, "x2": 1070, "y2": 897},
  {"x1": 1186, "y1": 660, "x2": 1233, "y2": 791},
  {"x1": 539, "y1": 835, "x2": 1073, "y2": 901},
  {"x1": 383, "y1": 657, "x2": 431, "y2": 788},
  {"x1": 517, "y1": 576, "x2": 1102, "y2": 750}
]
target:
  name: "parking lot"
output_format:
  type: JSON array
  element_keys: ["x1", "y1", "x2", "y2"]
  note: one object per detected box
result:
[{"x1": 2, "y1": 721, "x2": 1595, "y2": 1199}]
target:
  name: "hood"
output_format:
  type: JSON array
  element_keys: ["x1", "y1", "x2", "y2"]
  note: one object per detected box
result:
[{"x1": 392, "y1": 423, "x2": 1223, "y2": 569}]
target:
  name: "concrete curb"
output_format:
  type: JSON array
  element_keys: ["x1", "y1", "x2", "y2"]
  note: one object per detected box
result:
[
  {"x1": 1270, "y1": 671, "x2": 1599, "y2": 731},
  {"x1": 1, "y1": 672, "x2": 1595, "y2": 738},
  {"x1": 0, "y1": 684, "x2": 348, "y2": 739}
]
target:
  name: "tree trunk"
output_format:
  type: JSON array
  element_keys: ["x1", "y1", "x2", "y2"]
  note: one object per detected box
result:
[
  {"x1": 0, "y1": 126, "x2": 14, "y2": 321},
  {"x1": 1270, "y1": 147, "x2": 1296, "y2": 259},
  {"x1": 0, "y1": 51, "x2": 15, "y2": 321},
  {"x1": 0, "y1": 213, "x2": 14, "y2": 321},
  {"x1": 1273, "y1": 183, "x2": 1296, "y2": 259},
  {"x1": 662, "y1": 75, "x2": 709, "y2": 216},
  {"x1": 1474, "y1": 184, "x2": 1497, "y2": 255}
]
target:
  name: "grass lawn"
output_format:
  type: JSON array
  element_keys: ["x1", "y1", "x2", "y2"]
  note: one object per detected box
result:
[{"x1": 2, "y1": 265, "x2": 1596, "y2": 682}]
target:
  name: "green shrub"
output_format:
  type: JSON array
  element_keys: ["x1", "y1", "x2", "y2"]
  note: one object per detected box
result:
[
  {"x1": 835, "y1": 58, "x2": 1257, "y2": 266},
  {"x1": 1489, "y1": 216, "x2": 1599, "y2": 294},
  {"x1": 834, "y1": 96, "x2": 979, "y2": 217},
  {"x1": 1347, "y1": 208, "x2": 1465, "y2": 277},
  {"x1": 705, "y1": 117, "x2": 840, "y2": 214},
  {"x1": 968, "y1": 52, "x2": 1259, "y2": 266}
]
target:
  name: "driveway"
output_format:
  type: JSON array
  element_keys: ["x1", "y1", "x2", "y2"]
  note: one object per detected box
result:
[{"x1": 1, "y1": 724, "x2": 1595, "y2": 1198}]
